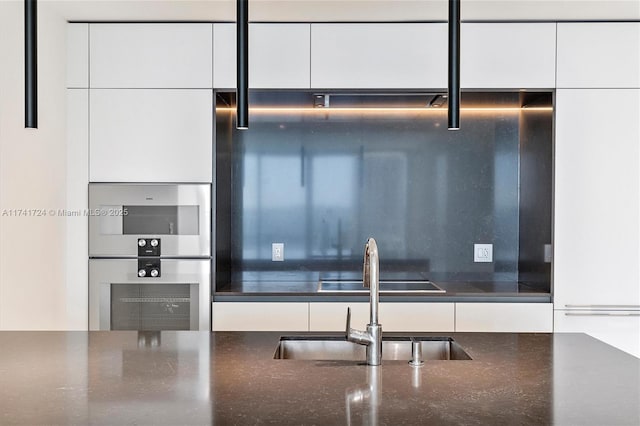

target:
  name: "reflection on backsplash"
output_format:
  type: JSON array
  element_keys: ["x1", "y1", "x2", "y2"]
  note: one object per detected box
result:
[{"x1": 216, "y1": 91, "x2": 553, "y2": 289}]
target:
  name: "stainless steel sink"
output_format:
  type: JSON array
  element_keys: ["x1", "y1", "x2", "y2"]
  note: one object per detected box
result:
[{"x1": 273, "y1": 336, "x2": 472, "y2": 361}]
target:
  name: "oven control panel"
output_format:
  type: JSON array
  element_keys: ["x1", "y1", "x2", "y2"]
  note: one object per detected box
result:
[
  {"x1": 137, "y1": 238, "x2": 161, "y2": 257},
  {"x1": 137, "y1": 258, "x2": 161, "y2": 278},
  {"x1": 137, "y1": 238, "x2": 161, "y2": 277}
]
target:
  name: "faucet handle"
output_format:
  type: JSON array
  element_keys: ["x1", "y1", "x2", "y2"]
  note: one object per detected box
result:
[
  {"x1": 346, "y1": 307, "x2": 372, "y2": 345},
  {"x1": 345, "y1": 307, "x2": 352, "y2": 339}
]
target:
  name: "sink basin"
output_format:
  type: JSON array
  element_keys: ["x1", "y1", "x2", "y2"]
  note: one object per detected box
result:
[
  {"x1": 274, "y1": 336, "x2": 472, "y2": 361},
  {"x1": 317, "y1": 280, "x2": 445, "y2": 293}
]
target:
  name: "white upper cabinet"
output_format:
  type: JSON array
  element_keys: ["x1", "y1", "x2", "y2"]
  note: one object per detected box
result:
[
  {"x1": 89, "y1": 89, "x2": 213, "y2": 183},
  {"x1": 213, "y1": 24, "x2": 235, "y2": 88},
  {"x1": 557, "y1": 23, "x2": 640, "y2": 88},
  {"x1": 67, "y1": 23, "x2": 88, "y2": 88},
  {"x1": 90, "y1": 24, "x2": 213, "y2": 88},
  {"x1": 554, "y1": 89, "x2": 640, "y2": 306},
  {"x1": 213, "y1": 23, "x2": 311, "y2": 88},
  {"x1": 311, "y1": 23, "x2": 447, "y2": 88},
  {"x1": 461, "y1": 23, "x2": 556, "y2": 88}
]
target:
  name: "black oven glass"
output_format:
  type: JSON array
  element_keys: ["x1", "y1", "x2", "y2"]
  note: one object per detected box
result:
[
  {"x1": 111, "y1": 283, "x2": 193, "y2": 330},
  {"x1": 122, "y1": 205, "x2": 199, "y2": 235}
]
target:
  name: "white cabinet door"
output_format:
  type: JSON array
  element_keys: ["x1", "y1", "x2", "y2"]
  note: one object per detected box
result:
[
  {"x1": 213, "y1": 23, "x2": 311, "y2": 88},
  {"x1": 557, "y1": 23, "x2": 640, "y2": 88},
  {"x1": 90, "y1": 24, "x2": 213, "y2": 88},
  {"x1": 554, "y1": 89, "x2": 639, "y2": 307},
  {"x1": 554, "y1": 311, "x2": 640, "y2": 358},
  {"x1": 89, "y1": 89, "x2": 213, "y2": 183},
  {"x1": 67, "y1": 23, "x2": 88, "y2": 88},
  {"x1": 309, "y1": 302, "x2": 454, "y2": 332},
  {"x1": 66, "y1": 89, "x2": 89, "y2": 330},
  {"x1": 309, "y1": 302, "x2": 369, "y2": 331},
  {"x1": 311, "y1": 23, "x2": 447, "y2": 88},
  {"x1": 461, "y1": 23, "x2": 556, "y2": 88},
  {"x1": 381, "y1": 303, "x2": 455, "y2": 332},
  {"x1": 211, "y1": 302, "x2": 309, "y2": 331},
  {"x1": 456, "y1": 303, "x2": 553, "y2": 332},
  {"x1": 212, "y1": 24, "x2": 235, "y2": 88}
]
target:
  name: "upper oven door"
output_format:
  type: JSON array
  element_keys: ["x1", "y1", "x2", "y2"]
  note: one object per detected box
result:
[{"x1": 89, "y1": 184, "x2": 211, "y2": 257}]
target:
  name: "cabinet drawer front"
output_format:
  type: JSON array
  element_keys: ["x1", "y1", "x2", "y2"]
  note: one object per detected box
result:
[
  {"x1": 554, "y1": 310, "x2": 640, "y2": 358},
  {"x1": 456, "y1": 303, "x2": 553, "y2": 332},
  {"x1": 309, "y1": 303, "x2": 369, "y2": 331},
  {"x1": 309, "y1": 302, "x2": 454, "y2": 332},
  {"x1": 381, "y1": 303, "x2": 454, "y2": 332},
  {"x1": 212, "y1": 302, "x2": 309, "y2": 331}
]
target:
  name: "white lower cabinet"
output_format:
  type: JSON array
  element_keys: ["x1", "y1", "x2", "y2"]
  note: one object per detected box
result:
[
  {"x1": 456, "y1": 303, "x2": 553, "y2": 332},
  {"x1": 213, "y1": 301, "x2": 551, "y2": 333},
  {"x1": 381, "y1": 303, "x2": 455, "y2": 332},
  {"x1": 309, "y1": 303, "x2": 369, "y2": 332},
  {"x1": 554, "y1": 310, "x2": 640, "y2": 358},
  {"x1": 309, "y1": 302, "x2": 455, "y2": 332},
  {"x1": 211, "y1": 302, "x2": 308, "y2": 331}
]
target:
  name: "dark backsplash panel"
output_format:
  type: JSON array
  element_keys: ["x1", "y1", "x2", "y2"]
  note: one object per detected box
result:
[
  {"x1": 518, "y1": 93, "x2": 554, "y2": 290},
  {"x1": 215, "y1": 91, "x2": 553, "y2": 291}
]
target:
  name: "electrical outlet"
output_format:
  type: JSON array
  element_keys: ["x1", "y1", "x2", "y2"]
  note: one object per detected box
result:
[
  {"x1": 544, "y1": 244, "x2": 552, "y2": 263},
  {"x1": 474, "y1": 244, "x2": 493, "y2": 263},
  {"x1": 272, "y1": 243, "x2": 284, "y2": 262}
]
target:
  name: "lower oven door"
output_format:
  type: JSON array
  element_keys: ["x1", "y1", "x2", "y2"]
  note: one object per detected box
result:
[{"x1": 89, "y1": 259, "x2": 210, "y2": 331}]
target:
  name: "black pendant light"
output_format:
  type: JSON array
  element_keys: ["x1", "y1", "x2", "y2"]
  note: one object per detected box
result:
[
  {"x1": 236, "y1": 0, "x2": 249, "y2": 129},
  {"x1": 25, "y1": 0, "x2": 37, "y2": 129},
  {"x1": 448, "y1": 0, "x2": 460, "y2": 130}
]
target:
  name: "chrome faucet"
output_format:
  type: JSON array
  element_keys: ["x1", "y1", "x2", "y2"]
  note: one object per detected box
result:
[{"x1": 346, "y1": 238, "x2": 382, "y2": 366}]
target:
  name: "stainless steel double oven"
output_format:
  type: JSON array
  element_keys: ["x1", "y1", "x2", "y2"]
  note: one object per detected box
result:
[{"x1": 89, "y1": 184, "x2": 211, "y2": 331}]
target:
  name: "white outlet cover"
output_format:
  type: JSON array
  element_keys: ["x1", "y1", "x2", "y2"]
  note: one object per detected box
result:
[
  {"x1": 474, "y1": 244, "x2": 493, "y2": 263},
  {"x1": 544, "y1": 244, "x2": 552, "y2": 263},
  {"x1": 272, "y1": 243, "x2": 284, "y2": 262}
]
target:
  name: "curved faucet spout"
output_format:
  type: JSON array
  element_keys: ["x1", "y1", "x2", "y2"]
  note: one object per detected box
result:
[
  {"x1": 346, "y1": 237, "x2": 382, "y2": 366},
  {"x1": 363, "y1": 238, "x2": 380, "y2": 326}
]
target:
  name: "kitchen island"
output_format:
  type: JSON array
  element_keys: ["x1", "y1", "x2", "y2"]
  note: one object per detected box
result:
[{"x1": 0, "y1": 331, "x2": 638, "y2": 425}]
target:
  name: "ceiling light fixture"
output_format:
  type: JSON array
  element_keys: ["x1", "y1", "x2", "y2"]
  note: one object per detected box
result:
[
  {"x1": 236, "y1": 0, "x2": 249, "y2": 129},
  {"x1": 25, "y1": 0, "x2": 37, "y2": 129},
  {"x1": 448, "y1": 0, "x2": 460, "y2": 130}
]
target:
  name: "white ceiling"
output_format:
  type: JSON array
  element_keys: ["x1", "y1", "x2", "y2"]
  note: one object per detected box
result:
[{"x1": 38, "y1": 0, "x2": 640, "y2": 22}]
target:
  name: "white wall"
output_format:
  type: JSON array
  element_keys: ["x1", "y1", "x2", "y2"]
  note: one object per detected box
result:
[
  {"x1": 0, "y1": 2, "x2": 69, "y2": 329},
  {"x1": 0, "y1": 0, "x2": 638, "y2": 330},
  {"x1": 30, "y1": 1, "x2": 640, "y2": 22}
]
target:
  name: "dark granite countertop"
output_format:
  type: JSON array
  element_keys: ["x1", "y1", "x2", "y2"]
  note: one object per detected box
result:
[
  {"x1": 0, "y1": 331, "x2": 638, "y2": 425},
  {"x1": 214, "y1": 270, "x2": 551, "y2": 302},
  {"x1": 215, "y1": 277, "x2": 550, "y2": 302}
]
